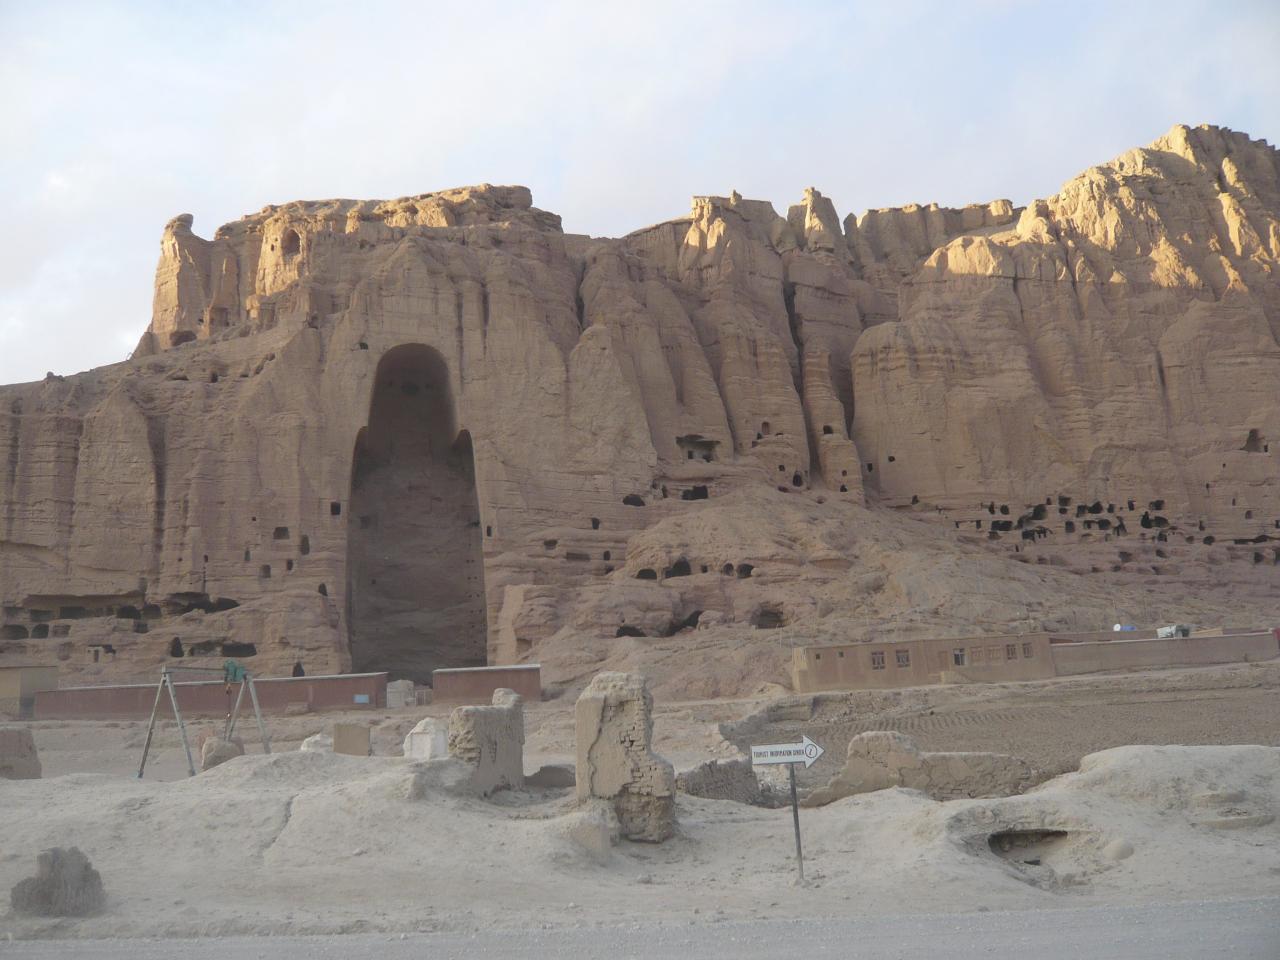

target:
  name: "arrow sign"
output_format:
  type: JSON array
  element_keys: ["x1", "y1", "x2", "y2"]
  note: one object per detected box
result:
[{"x1": 750, "y1": 734, "x2": 825, "y2": 769}]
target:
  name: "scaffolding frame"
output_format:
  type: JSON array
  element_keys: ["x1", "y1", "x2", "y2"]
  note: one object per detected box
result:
[{"x1": 135, "y1": 664, "x2": 271, "y2": 778}]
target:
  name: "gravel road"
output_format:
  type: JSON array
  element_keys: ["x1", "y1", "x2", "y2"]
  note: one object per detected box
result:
[{"x1": 4, "y1": 898, "x2": 1277, "y2": 959}]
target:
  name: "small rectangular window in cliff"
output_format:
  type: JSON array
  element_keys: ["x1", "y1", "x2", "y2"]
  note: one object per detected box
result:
[
  {"x1": 952, "y1": 648, "x2": 966, "y2": 667},
  {"x1": 330, "y1": 501, "x2": 341, "y2": 516},
  {"x1": 1006, "y1": 643, "x2": 1017, "y2": 661},
  {"x1": 896, "y1": 649, "x2": 910, "y2": 668},
  {"x1": 1022, "y1": 643, "x2": 1034, "y2": 658},
  {"x1": 870, "y1": 651, "x2": 885, "y2": 670},
  {"x1": 273, "y1": 526, "x2": 290, "y2": 540}
]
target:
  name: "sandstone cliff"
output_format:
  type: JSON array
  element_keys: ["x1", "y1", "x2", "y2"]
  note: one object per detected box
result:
[{"x1": 1, "y1": 125, "x2": 1276, "y2": 694}]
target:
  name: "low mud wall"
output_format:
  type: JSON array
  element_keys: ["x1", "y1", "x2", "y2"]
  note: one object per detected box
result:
[
  {"x1": 1051, "y1": 632, "x2": 1279, "y2": 676},
  {"x1": 33, "y1": 672, "x2": 388, "y2": 719}
]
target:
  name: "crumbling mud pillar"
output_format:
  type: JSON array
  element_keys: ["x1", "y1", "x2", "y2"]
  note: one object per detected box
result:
[
  {"x1": 448, "y1": 688, "x2": 524, "y2": 795},
  {"x1": 0, "y1": 726, "x2": 41, "y2": 779},
  {"x1": 575, "y1": 672, "x2": 675, "y2": 842}
]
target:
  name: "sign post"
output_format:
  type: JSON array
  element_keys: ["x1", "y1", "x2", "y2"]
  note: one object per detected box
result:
[{"x1": 750, "y1": 735, "x2": 824, "y2": 881}]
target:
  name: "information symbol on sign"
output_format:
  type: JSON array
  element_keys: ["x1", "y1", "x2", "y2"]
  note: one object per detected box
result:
[{"x1": 804, "y1": 742, "x2": 817, "y2": 760}]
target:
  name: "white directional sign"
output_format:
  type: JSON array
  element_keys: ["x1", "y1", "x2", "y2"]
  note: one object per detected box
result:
[{"x1": 750, "y1": 734, "x2": 825, "y2": 769}]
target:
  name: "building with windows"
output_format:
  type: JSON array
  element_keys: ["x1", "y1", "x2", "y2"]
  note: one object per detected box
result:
[{"x1": 790, "y1": 627, "x2": 1280, "y2": 693}]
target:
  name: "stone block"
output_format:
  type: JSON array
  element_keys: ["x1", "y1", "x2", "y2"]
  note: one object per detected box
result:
[
  {"x1": 402, "y1": 717, "x2": 448, "y2": 760},
  {"x1": 332, "y1": 723, "x2": 371, "y2": 757},
  {"x1": 387, "y1": 679, "x2": 416, "y2": 709},
  {"x1": 300, "y1": 732, "x2": 332, "y2": 752},
  {"x1": 199, "y1": 735, "x2": 244, "y2": 771}
]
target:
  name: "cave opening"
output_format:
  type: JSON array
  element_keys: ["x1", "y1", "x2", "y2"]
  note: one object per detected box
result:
[{"x1": 346, "y1": 344, "x2": 487, "y2": 682}]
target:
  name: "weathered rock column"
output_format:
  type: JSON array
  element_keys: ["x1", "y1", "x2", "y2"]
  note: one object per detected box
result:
[{"x1": 575, "y1": 672, "x2": 675, "y2": 842}]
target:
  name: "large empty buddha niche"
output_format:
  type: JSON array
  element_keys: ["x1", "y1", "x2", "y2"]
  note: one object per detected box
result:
[{"x1": 346, "y1": 344, "x2": 487, "y2": 682}]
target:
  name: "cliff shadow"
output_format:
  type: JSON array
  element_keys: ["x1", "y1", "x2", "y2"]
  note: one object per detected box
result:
[{"x1": 346, "y1": 344, "x2": 487, "y2": 681}]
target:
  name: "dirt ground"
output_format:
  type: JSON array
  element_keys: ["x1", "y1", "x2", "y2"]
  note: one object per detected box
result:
[
  {"x1": 722, "y1": 660, "x2": 1280, "y2": 786},
  {"x1": 5, "y1": 661, "x2": 1280, "y2": 941},
  {"x1": 23, "y1": 659, "x2": 1280, "y2": 787}
]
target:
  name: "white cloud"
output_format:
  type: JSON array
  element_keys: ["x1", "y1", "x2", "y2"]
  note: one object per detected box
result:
[{"x1": 0, "y1": 0, "x2": 1276, "y2": 384}]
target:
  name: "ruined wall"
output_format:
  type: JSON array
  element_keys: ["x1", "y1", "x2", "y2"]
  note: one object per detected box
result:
[{"x1": 804, "y1": 731, "x2": 1039, "y2": 804}]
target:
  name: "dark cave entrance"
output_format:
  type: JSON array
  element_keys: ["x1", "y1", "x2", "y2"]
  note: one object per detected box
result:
[{"x1": 346, "y1": 344, "x2": 487, "y2": 682}]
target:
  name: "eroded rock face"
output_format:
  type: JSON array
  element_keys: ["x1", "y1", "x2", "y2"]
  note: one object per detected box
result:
[
  {"x1": 0, "y1": 726, "x2": 41, "y2": 779},
  {"x1": 804, "y1": 731, "x2": 1040, "y2": 804},
  {"x1": 852, "y1": 124, "x2": 1280, "y2": 537},
  {"x1": 575, "y1": 672, "x2": 675, "y2": 841},
  {"x1": 10, "y1": 847, "x2": 105, "y2": 917},
  {"x1": 0, "y1": 126, "x2": 1277, "y2": 694}
]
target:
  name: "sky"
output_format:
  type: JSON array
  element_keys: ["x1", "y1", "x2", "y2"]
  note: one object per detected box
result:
[{"x1": 1, "y1": 0, "x2": 1277, "y2": 385}]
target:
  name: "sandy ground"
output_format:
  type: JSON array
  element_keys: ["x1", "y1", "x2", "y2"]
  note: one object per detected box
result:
[{"x1": 3, "y1": 662, "x2": 1280, "y2": 941}]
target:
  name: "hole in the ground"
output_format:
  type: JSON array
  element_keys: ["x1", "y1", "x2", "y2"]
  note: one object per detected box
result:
[{"x1": 987, "y1": 829, "x2": 1070, "y2": 864}]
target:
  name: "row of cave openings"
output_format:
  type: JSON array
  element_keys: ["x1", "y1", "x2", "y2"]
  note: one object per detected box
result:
[
  {"x1": 954, "y1": 492, "x2": 1280, "y2": 550},
  {"x1": 614, "y1": 558, "x2": 770, "y2": 638},
  {"x1": 633, "y1": 559, "x2": 754, "y2": 582},
  {"x1": 0, "y1": 594, "x2": 254, "y2": 661}
]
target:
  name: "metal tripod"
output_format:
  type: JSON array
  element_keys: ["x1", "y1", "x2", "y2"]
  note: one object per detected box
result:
[{"x1": 136, "y1": 664, "x2": 271, "y2": 778}]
